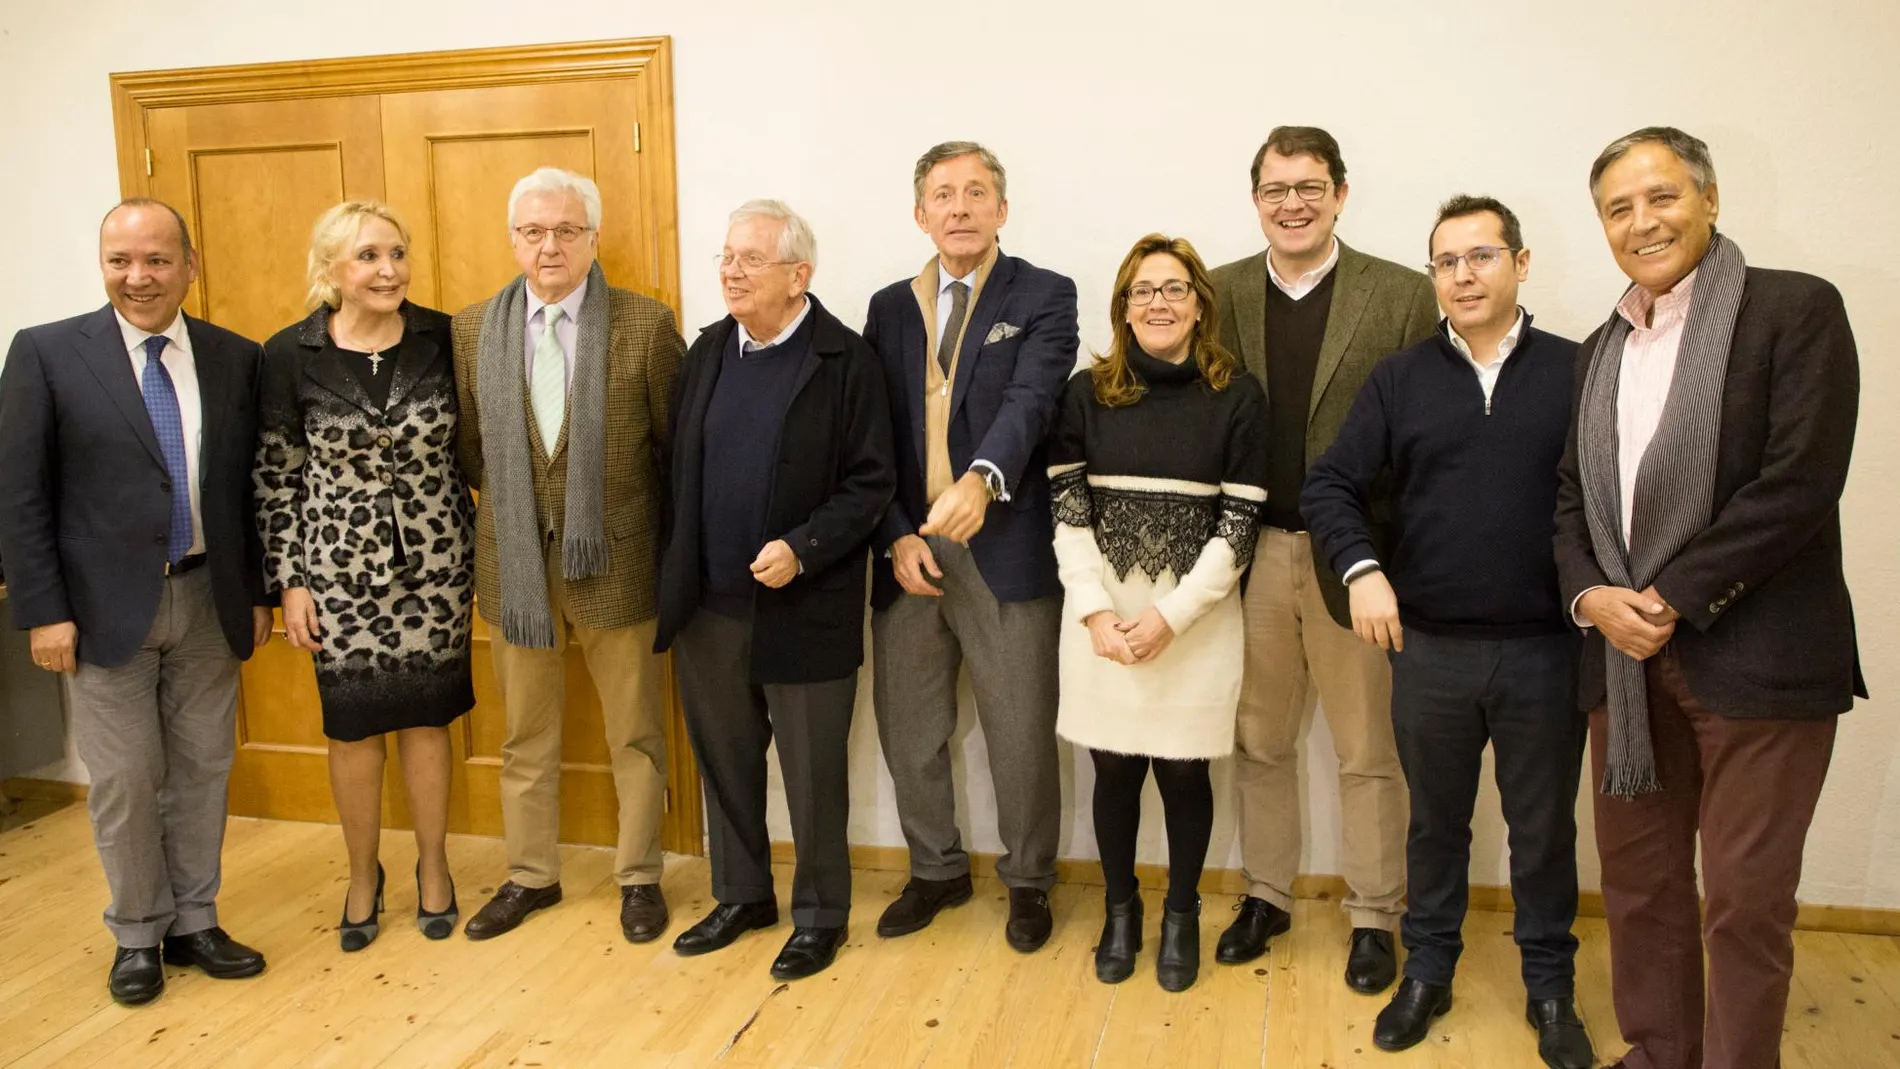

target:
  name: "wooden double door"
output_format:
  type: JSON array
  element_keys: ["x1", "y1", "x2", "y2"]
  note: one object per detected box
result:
[{"x1": 109, "y1": 39, "x2": 702, "y2": 855}]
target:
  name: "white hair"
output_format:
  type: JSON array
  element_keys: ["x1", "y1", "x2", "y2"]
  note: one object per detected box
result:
[
  {"x1": 728, "y1": 199, "x2": 817, "y2": 269},
  {"x1": 507, "y1": 167, "x2": 603, "y2": 230}
]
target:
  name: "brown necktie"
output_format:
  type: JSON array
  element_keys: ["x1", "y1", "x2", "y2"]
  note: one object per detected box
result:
[{"x1": 937, "y1": 280, "x2": 970, "y2": 377}]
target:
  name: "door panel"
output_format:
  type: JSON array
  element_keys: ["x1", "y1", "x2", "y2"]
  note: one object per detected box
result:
[
  {"x1": 380, "y1": 79, "x2": 694, "y2": 853},
  {"x1": 148, "y1": 95, "x2": 385, "y2": 823},
  {"x1": 380, "y1": 80, "x2": 656, "y2": 310},
  {"x1": 146, "y1": 96, "x2": 385, "y2": 344}
]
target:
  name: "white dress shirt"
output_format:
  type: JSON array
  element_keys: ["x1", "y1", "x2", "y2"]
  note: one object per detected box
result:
[
  {"x1": 524, "y1": 276, "x2": 589, "y2": 392},
  {"x1": 1445, "y1": 309, "x2": 1527, "y2": 412},
  {"x1": 935, "y1": 258, "x2": 1006, "y2": 499},
  {"x1": 736, "y1": 297, "x2": 812, "y2": 353},
  {"x1": 115, "y1": 309, "x2": 205, "y2": 555},
  {"x1": 1267, "y1": 238, "x2": 1341, "y2": 301}
]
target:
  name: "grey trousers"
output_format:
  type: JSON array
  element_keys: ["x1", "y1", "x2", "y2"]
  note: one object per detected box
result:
[
  {"x1": 673, "y1": 609, "x2": 856, "y2": 928},
  {"x1": 871, "y1": 536, "x2": 1061, "y2": 891},
  {"x1": 64, "y1": 568, "x2": 241, "y2": 948}
]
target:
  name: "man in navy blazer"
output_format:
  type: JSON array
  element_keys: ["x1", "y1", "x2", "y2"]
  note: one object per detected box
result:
[
  {"x1": 863, "y1": 141, "x2": 1078, "y2": 952},
  {"x1": 0, "y1": 200, "x2": 273, "y2": 1006}
]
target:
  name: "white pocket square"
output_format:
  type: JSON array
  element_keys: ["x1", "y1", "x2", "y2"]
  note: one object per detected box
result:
[{"x1": 984, "y1": 322, "x2": 1021, "y2": 345}]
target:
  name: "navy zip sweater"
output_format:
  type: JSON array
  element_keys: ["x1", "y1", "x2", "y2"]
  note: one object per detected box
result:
[{"x1": 1301, "y1": 317, "x2": 1579, "y2": 639}]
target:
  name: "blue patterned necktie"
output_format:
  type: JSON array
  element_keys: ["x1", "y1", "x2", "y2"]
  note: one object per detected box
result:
[{"x1": 140, "y1": 335, "x2": 194, "y2": 565}]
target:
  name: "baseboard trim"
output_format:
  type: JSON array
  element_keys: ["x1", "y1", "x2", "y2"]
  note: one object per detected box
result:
[
  {"x1": 0, "y1": 777, "x2": 89, "y2": 803},
  {"x1": 9, "y1": 780, "x2": 1890, "y2": 937},
  {"x1": 769, "y1": 841, "x2": 1900, "y2": 939}
]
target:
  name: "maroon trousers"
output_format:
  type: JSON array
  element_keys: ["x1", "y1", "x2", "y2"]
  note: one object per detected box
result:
[{"x1": 1590, "y1": 649, "x2": 1836, "y2": 1069}]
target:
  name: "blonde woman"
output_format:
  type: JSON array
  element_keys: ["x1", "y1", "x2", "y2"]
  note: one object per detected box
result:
[
  {"x1": 256, "y1": 201, "x2": 474, "y2": 950},
  {"x1": 1048, "y1": 234, "x2": 1268, "y2": 993}
]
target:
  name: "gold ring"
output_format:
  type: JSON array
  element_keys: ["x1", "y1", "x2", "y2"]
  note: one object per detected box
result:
[{"x1": 37, "y1": 660, "x2": 51, "y2": 667}]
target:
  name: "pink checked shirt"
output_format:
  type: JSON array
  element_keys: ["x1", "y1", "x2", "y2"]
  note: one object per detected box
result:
[{"x1": 1613, "y1": 269, "x2": 1698, "y2": 546}]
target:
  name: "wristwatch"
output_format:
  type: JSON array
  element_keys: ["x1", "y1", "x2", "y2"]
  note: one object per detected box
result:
[{"x1": 976, "y1": 467, "x2": 1006, "y2": 502}]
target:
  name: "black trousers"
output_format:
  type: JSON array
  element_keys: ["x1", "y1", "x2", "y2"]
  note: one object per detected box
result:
[
  {"x1": 673, "y1": 608, "x2": 857, "y2": 928},
  {"x1": 1388, "y1": 627, "x2": 1584, "y2": 1000},
  {"x1": 1090, "y1": 749, "x2": 1213, "y2": 912}
]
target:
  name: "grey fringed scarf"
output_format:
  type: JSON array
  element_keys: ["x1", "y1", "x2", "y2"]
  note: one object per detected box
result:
[
  {"x1": 1578, "y1": 232, "x2": 1746, "y2": 797},
  {"x1": 477, "y1": 260, "x2": 611, "y2": 647}
]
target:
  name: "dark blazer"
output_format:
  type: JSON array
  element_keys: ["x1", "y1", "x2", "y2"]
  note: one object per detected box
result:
[
  {"x1": 654, "y1": 296, "x2": 895, "y2": 685},
  {"x1": 863, "y1": 250, "x2": 1079, "y2": 611},
  {"x1": 1553, "y1": 267, "x2": 1865, "y2": 718},
  {"x1": 1210, "y1": 241, "x2": 1439, "y2": 629},
  {"x1": 0, "y1": 305, "x2": 268, "y2": 667},
  {"x1": 256, "y1": 302, "x2": 473, "y2": 593}
]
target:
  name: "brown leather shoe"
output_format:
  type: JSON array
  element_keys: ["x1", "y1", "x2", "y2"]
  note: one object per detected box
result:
[
  {"x1": 464, "y1": 881, "x2": 562, "y2": 941},
  {"x1": 620, "y1": 883, "x2": 669, "y2": 944}
]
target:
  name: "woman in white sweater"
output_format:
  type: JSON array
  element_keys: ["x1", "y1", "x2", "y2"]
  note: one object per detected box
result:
[{"x1": 1049, "y1": 234, "x2": 1269, "y2": 993}]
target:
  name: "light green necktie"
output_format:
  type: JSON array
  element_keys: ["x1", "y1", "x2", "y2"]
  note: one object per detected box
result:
[{"x1": 531, "y1": 304, "x2": 567, "y2": 456}]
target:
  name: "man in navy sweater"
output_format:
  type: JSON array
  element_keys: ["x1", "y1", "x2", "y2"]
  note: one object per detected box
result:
[{"x1": 1302, "y1": 196, "x2": 1593, "y2": 1069}]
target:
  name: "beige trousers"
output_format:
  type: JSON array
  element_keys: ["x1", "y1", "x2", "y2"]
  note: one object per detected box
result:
[
  {"x1": 1234, "y1": 527, "x2": 1407, "y2": 930},
  {"x1": 489, "y1": 547, "x2": 667, "y2": 888}
]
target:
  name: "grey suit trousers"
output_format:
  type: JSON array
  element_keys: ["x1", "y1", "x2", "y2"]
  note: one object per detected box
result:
[
  {"x1": 871, "y1": 536, "x2": 1060, "y2": 890},
  {"x1": 673, "y1": 608, "x2": 856, "y2": 928},
  {"x1": 65, "y1": 568, "x2": 240, "y2": 948}
]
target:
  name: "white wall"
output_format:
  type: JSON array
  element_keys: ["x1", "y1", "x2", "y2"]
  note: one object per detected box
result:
[{"x1": 3, "y1": 0, "x2": 1895, "y2": 908}]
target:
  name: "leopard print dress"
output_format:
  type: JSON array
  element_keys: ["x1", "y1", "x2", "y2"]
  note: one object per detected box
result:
[{"x1": 256, "y1": 304, "x2": 475, "y2": 742}]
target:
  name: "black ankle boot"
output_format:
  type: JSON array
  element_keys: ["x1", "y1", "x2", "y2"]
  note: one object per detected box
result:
[
  {"x1": 1155, "y1": 896, "x2": 1200, "y2": 992},
  {"x1": 1094, "y1": 894, "x2": 1143, "y2": 984}
]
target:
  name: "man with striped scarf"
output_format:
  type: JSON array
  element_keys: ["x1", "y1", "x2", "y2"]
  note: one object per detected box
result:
[{"x1": 1554, "y1": 127, "x2": 1864, "y2": 1069}]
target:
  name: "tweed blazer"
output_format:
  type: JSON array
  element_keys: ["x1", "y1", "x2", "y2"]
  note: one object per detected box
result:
[
  {"x1": 452, "y1": 283, "x2": 684, "y2": 631},
  {"x1": 1210, "y1": 240, "x2": 1438, "y2": 628}
]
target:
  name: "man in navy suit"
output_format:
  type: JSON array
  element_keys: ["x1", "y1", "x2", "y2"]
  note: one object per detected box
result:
[
  {"x1": 862, "y1": 141, "x2": 1078, "y2": 952},
  {"x1": 0, "y1": 200, "x2": 273, "y2": 1005}
]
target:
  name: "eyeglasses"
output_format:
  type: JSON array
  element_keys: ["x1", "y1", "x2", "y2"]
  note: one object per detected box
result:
[
  {"x1": 513, "y1": 224, "x2": 593, "y2": 246},
  {"x1": 717, "y1": 252, "x2": 793, "y2": 273},
  {"x1": 1127, "y1": 280, "x2": 1194, "y2": 306},
  {"x1": 1427, "y1": 246, "x2": 1518, "y2": 278},
  {"x1": 1254, "y1": 180, "x2": 1332, "y2": 204}
]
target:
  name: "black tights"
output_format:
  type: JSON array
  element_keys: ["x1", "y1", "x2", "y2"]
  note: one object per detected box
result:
[{"x1": 1090, "y1": 749, "x2": 1213, "y2": 913}]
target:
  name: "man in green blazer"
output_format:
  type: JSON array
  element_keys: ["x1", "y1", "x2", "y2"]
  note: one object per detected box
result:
[{"x1": 1208, "y1": 126, "x2": 1438, "y2": 993}]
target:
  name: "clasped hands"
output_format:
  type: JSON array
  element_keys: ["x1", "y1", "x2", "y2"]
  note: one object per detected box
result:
[
  {"x1": 1579, "y1": 585, "x2": 1679, "y2": 661},
  {"x1": 1085, "y1": 608, "x2": 1174, "y2": 665}
]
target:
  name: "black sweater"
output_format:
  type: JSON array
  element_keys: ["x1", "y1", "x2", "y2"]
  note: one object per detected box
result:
[{"x1": 1301, "y1": 318, "x2": 1578, "y2": 638}]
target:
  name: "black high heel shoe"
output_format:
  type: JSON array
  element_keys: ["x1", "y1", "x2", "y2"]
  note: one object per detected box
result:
[
  {"x1": 416, "y1": 861, "x2": 459, "y2": 940},
  {"x1": 340, "y1": 863, "x2": 385, "y2": 953}
]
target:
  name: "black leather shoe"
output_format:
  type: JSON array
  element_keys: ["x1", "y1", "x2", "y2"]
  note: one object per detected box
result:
[
  {"x1": 673, "y1": 901, "x2": 779, "y2": 956},
  {"x1": 1005, "y1": 887, "x2": 1053, "y2": 953},
  {"x1": 1373, "y1": 977, "x2": 1452, "y2": 1051},
  {"x1": 620, "y1": 884, "x2": 670, "y2": 944},
  {"x1": 1155, "y1": 898, "x2": 1200, "y2": 993},
  {"x1": 1215, "y1": 896, "x2": 1291, "y2": 965},
  {"x1": 1526, "y1": 997, "x2": 1596, "y2": 1069},
  {"x1": 769, "y1": 926, "x2": 846, "y2": 980},
  {"x1": 463, "y1": 881, "x2": 562, "y2": 941},
  {"x1": 1345, "y1": 927, "x2": 1397, "y2": 993},
  {"x1": 107, "y1": 946, "x2": 164, "y2": 1006},
  {"x1": 876, "y1": 874, "x2": 973, "y2": 938},
  {"x1": 1094, "y1": 894, "x2": 1143, "y2": 984},
  {"x1": 160, "y1": 927, "x2": 266, "y2": 979}
]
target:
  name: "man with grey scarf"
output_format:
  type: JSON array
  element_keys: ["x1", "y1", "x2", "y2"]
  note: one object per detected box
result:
[
  {"x1": 1554, "y1": 128, "x2": 1864, "y2": 1069},
  {"x1": 450, "y1": 168, "x2": 684, "y2": 946}
]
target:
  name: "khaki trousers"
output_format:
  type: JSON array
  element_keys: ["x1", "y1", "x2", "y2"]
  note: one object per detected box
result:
[
  {"x1": 1234, "y1": 527, "x2": 1407, "y2": 930},
  {"x1": 489, "y1": 546, "x2": 667, "y2": 888}
]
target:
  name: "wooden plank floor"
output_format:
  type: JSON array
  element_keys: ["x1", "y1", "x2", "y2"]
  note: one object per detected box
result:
[{"x1": 2, "y1": 804, "x2": 1898, "y2": 1068}]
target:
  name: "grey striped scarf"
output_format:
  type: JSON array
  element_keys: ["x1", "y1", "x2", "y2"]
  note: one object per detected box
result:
[
  {"x1": 1578, "y1": 232, "x2": 1746, "y2": 797},
  {"x1": 476, "y1": 260, "x2": 611, "y2": 648}
]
